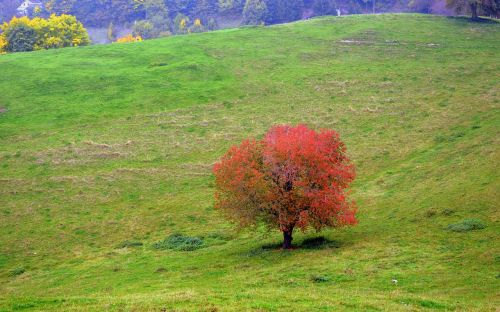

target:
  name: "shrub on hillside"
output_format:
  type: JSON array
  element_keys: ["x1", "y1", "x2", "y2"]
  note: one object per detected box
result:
[
  {"x1": 35, "y1": 14, "x2": 90, "y2": 49},
  {"x1": 152, "y1": 234, "x2": 204, "y2": 251},
  {"x1": 310, "y1": 275, "x2": 330, "y2": 283},
  {"x1": 115, "y1": 34, "x2": 143, "y2": 43},
  {"x1": 0, "y1": 15, "x2": 90, "y2": 53},
  {"x1": 3, "y1": 23, "x2": 37, "y2": 52},
  {"x1": 447, "y1": 219, "x2": 486, "y2": 232},
  {"x1": 9, "y1": 267, "x2": 25, "y2": 277}
]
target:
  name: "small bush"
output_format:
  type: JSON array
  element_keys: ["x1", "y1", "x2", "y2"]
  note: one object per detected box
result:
[
  {"x1": 10, "y1": 267, "x2": 25, "y2": 277},
  {"x1": 5, "y1": 24, "x2": 37, "y2": 52},
  {"x1": 116, "y1": 240, "x2": 143, "y2": 249},
  {"x1": 114, "y1": 34, "x2": 142, "y2": 43},
  {"x1": 152, "y1": 233, "x2": 204, "y2": 251},
  {"x1": 310, "y1": 275, "x2": 330, "y2": 283},
  {"x1": 447, "y1": 219, "x2": 486, "y2": 232}
]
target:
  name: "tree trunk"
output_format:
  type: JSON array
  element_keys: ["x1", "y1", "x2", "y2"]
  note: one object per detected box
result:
[
  {"x1": 283, "y1": 229, "x2": 293, "y2": 249},
  {"x1": 470, "y1": 2, "x2": 478, "y2": 20}
]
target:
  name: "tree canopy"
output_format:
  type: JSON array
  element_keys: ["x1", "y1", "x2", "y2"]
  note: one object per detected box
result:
[{"x1": 213, "y1": 125, "x2": 357, "y2": 249}]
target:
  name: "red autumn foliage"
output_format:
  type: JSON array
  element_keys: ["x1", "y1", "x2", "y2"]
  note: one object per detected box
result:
[{"x1": 213, "y1": 124, "x2": 357, "y2": 249}]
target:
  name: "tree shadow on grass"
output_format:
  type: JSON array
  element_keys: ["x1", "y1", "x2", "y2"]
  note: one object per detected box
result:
[
  {"x1": 446, "y1": 16, "x2": 499, "y2": 24},
  {"x1": 299, "y1": 236, "x2": 342, "y2": 250},
  {"x1": 245, "y1": 236, "x2": 342, "y2": 257},
  {"x1": 245, "y1": 242, "x2": 282, "y2": 257}
]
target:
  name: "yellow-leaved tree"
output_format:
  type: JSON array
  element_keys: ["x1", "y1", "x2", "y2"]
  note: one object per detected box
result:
[
  {"x1": 0, "y1": 14, "x2": 90, "y2": 53},
  {"x1": 0, "y1": 35, "x2": 6, "y2": 54},
  {"x1": 34, "y1": 14, "x2": 90, "y2": 49}
]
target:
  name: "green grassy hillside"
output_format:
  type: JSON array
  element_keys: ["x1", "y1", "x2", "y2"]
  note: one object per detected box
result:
[{"x1": 0, "y1": 14, "x2": 499, "y2": 311}]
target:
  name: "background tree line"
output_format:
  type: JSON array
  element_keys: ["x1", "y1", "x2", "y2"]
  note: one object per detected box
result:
[{"x1": 1, "y1": 0, "x2": 498, "y2": 41}]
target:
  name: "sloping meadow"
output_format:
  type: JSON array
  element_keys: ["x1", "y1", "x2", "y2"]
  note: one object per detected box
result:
[{"x1": 0, "y1": 14, "x2": 499, "y2": 311}]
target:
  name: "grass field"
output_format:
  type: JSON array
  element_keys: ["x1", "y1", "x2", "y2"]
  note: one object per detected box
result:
[{"x1": 0, "y1": 14, "x2": 499, "y2": 311}]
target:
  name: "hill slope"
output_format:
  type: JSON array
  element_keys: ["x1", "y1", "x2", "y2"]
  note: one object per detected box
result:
[{"x1": 0, "y1": 14, "x2": 499, "y2": 311}]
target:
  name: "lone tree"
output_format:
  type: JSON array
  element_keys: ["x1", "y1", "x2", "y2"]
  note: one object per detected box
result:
[
  {"x1": 213, "y1": 124, "x2": 357, "y2": 249},
  {"x1": 446, "y1": 0, "x2": 499, "y2": 19}
]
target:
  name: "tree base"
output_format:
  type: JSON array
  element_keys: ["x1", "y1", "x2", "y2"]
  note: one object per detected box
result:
[{"x1": 282, "y1": 230, "x2": 293, "y2": 249}]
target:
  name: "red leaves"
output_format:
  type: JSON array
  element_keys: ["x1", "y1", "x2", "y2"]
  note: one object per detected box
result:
[{"x1": 213, "y1": 124, "x2": 357, "y2": 234}]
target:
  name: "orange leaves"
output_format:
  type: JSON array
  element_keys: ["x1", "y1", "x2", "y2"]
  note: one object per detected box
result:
[
  {"x1": 115, "y1": 34, "x2": 143, "y2": 43},
  {"x1": 213, "y1": 124, "x2": 357, "y2": 234}
]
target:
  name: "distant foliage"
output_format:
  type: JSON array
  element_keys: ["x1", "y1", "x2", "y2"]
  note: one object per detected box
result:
[
  {"x1": 132, "y1": 20, "x2": 155, "y2": 39},
  {"x1": 213, "y1": 124, "x2": 357, "y2": 249},
  {"x1": 266, "y1": 0, "x2": 304, "y2": 24},
  {"x1": 30, "y1": 0, "x2": 485, "y2": 43},
  {"x1": 0, "y1": 15, "x2": 90, "y2": 53},
  {"x1": 446, "y1": 0, "x2": 499, "y2": 19},
  {"x1": 144, "y1": 0, "x2": 172, "y2": 36},
  {"x1": 173, "y1": 13, "x2": 190, "y2": 34},
  {"x1": 5, "y1": 0, "x2": 489, "y2": 45},
  {"x1": 219, "y1": 0, "x2": 246, "y2": 14},
  {"x1": 46, "y1": 0, "x2": 141, "y2": 27},
  {"x1": 313, "y1": 0, "x2": 337, "y2": 16},
  {"x1": 243, "y1": 0, "x2": 268, "y2": 25},
  {"x1": 115, "y1": 34, "x2": 143, "y2": 43},
  {"x1": 189, "y1": 18, "x2": 205, "y2": 32},
  {"x1": 107, "y1": 22, "x2": 116, "y2": 42},
  {"x1": 193, "y1": 0, "x2": 218, "y2": 22},
  {"x1": 207, "y1": 17, "x2": 218, "y2": 30},
  {"x1": 409, "y1": 0, "x2": 434, "y2": 13}
]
